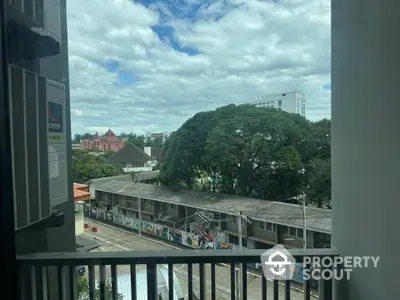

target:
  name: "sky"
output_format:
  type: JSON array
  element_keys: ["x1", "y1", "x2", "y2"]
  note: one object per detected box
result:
[{"x1": 67, "y1": 0, "x2": 331, "y2": 135}]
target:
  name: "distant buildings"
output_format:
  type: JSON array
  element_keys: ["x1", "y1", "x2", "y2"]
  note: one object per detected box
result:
[
  {"x1": 146, "y1": 132, "x2": 170, "y2": 142},
  {"x1": 108, "y1": 144, "x2": 163, "y2": 173},
  {"x1": 80, "y1": 129, "x2": 124, "y2": 152},
  {"x1": 247, "y1": 91, "x2": 306, "y2": 117}
]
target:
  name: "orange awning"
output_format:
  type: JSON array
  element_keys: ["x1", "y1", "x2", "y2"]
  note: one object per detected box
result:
[
  {"x1": 74, "y1": 188, "x2": 90, "y2": 202},
  {"x1": 74, "y1": 182, "x2": 89, "y2": 192}
]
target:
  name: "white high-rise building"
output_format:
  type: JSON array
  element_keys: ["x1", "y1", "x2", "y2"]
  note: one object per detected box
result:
[{"x1": 247, "y1": 91, "x2": 306, "y2": 117}]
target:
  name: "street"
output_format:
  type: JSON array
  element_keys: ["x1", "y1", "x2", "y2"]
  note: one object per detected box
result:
[{"x1": 82, "y1": 219, "x2": 318, "y2": 300}]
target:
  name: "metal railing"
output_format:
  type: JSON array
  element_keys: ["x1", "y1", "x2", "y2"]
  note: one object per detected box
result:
[{"x1": 17, "y1": 248, "x2": 337, "y2": 300}]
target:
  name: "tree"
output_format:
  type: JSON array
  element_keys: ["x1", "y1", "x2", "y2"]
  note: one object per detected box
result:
[
  {"x1": 301, "y1": 118, "x2": 331, "y2": 162},
  {"x1": 126, "y1": 133, "x2": 146, "y2": 148},
  {"x1": 72, "y1": 133, "x2": 95, "y2": 143},
  {"x1": 77, "y1": 276, "x2": 123, "y2": 300},
  {"x1": 72, "y1": 150, "x2": 123, "y2": 183},
  {"x1": 159, "y1": 104, "x2": 331, "y2": 206},
  {"x1": 145, "y1": 135, "x2": 164, "y2": 148},
  {"x1": 304, "y1": 158, "x2": 331, "y2": 208},
  {"x1": 160, "y1": 105, "x2": 309, "y2": 201}
]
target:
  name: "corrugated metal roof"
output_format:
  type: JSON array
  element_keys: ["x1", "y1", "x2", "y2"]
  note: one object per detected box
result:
[
  {"x1": 86, "y1": 171, "x2": 160, "y2": 185},
  {"x1": 93, "y1": 180, "x2": 331, "y2": 233}
]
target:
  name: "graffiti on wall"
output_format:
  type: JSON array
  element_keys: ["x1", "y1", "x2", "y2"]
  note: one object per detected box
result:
[
  {"x1": 84, "y1": 205, "x2": 235, "y2": 251},
  {"x1": 90, "y1": 207, "x2": 98, "y2": 217},
  {"x1": 98, "y1": 208, "x2": 105, "y2": 220},
  {"x1": 105, "y1": 211, "x2": 113, "y2": 222},
  {"x1": 83, "y1": 204, "x2": 90, "y2": 216},
  {"x1": 291, "y1": 264, "x2": 304, "y2": 284},
  {"x1": 133, "y1": 220, "x2": 140, "y2": 231},
  {"x1": 215, "y1": 241, "x2": 234, "y2": 249},
  {"x1": 123, "y1": 216, "x2": 134, "y2": 229},
  {"x1": 142, "y1": 221, "x2": 155, "y2": 236},
  {"x1": 182, "y1": 231, "x2": 199, "y2": 248},
  {"x1": 114, "y1": 213, "x2": 123, "y2": 226},
  {"x1": 155, "y1": 224, "x2": 169, "y2": 240},
  {"x1": 168, "y1": 229, "x2": 182, "y2": 244}
]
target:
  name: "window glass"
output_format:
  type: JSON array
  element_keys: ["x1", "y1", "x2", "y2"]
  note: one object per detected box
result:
[
  {"x1": 258, "y1": 221, "x2": 265, "y2": 230},
  {"x1": 289, "y1": 227, "x2": 297, "y2": 236},
  {"x1": 297, "y1": 228, "x2": 304, "y2": 238},
  {"x1": 265, "y1": 222, "x2": 272, "y2": 231}
]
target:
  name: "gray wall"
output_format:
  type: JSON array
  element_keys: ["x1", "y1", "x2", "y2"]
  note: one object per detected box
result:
[
  {"x1": 9, "y1": 1, "x2": 74, "y2": 299},
  {"x1": 9, "y1": 0, "x2": 74, "y2": 257},
  {"x1": 250, "y1": 221, "x2": 277, "y2": 244},
  {"x1": 223, "y1": 215, "x2": 245, "y2": 235},
  {"x1": 331, "y1": 0, "x2": 398, "y2": 299},
  {"x1": 162, "y1": 203, "x2": 179, "y2": 218}
]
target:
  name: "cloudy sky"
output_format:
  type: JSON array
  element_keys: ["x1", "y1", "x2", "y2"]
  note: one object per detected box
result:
[{"x1": 67, "y1": 0, "x2": 331, "y2": 135}]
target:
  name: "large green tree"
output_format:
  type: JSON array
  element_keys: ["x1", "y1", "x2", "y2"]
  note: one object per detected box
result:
[
  {"x1": 72, "y1": 150, "x2": 123, "y2": 183},
  {"x1": 302, "y1": 119, "x2": 331, "y2": 207},
  {"x1": 72, "y1": 133, "x2": 95, "y2": 143},
  {"x1": 160, "y1": 105, "x2": 318, "y2": 202},
  {"x1": 304, "y1": 158, "x2": 331, "y2": 208},
  {"x1": 159, "y1": 105, "x2": 331, "y2": 207}
]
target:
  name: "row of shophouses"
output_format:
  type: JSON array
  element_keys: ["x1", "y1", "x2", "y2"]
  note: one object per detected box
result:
[
  {"x1": 83, "y1": 174, "x2": 332, "y2": 252},
  {"x1": 78, "y1": 174, "x2": 331, "y2": 288}
]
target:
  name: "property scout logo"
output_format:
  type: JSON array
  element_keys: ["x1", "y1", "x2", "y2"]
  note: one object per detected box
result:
[{"x1": 260, "y1": 244, "x2": 380, "y2": 281}]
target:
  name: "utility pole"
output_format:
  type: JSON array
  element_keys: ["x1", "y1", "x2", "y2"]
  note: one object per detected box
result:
[
  {"x1": 236, "y1": 211, "x2": 251, "y2": 300},
  {"x1": 237, "y1": 211, "x2": 242, "y2": 300},
  {"x1": 301, "y1": 198, "x2": 307, "y2": 298},
  {"x1": 134, "y1": 172, "x2": 142, "y2": 237},
  {"x1": 302, "y1": 198, "x2": 307, "y2": 249}
]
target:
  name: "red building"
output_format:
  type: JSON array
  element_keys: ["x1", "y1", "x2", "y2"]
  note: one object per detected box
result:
[{"x1": 80, "y1": 129, "x2": 124, "y2": 152}]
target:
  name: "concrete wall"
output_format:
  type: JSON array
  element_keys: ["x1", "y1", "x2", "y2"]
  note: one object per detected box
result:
[
  {"x1": 331, "y1": 0, "x2": 399, "y2": 299},
  {"x1": 75, "y1": 212, "x2": 84, "y2": 236},
  {"x1": 8, "y1": 0, "x2": 75, "y2": 259},
  {"x1": 224, "y1": 215, "x2": 247, "y2": 235},
  {"x1": 250, "y1": 221, "x2": 277, "y2": 244},
  {"x1": 162, "y1": 203, "x2": 179, "y2": 218}
]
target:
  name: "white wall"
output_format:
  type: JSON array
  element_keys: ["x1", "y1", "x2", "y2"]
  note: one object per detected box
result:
[
  {"x1": 123, "y1": 166, "x2": 152, "y2": 173},
  {"x1": 75, "y1": 212, "x2": 84, "y2": 236},
  {"x1": 248, "y1": 91, "x2": 305, "y2": 116},
  {"x1": 332, "y1": 0, "x2": 399, "y2": 299},
  {"x1": 143, "y1": 147, "x2": 151, "y2": 156}
]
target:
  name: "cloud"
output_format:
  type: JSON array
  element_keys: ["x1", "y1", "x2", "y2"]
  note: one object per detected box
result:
[{"x1": 67, "y1": 0, "x2": 331, "y2": 135}]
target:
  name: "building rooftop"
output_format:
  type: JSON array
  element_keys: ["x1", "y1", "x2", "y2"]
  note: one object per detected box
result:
[
  {"x1": 85, "y1": 171, "x2": 160, "y2": 185},
  {"x1": 150, "y1": 147, "x2": 163, "y2": 159},
  {"x1": 93, "y1": 180, "x2": 331, "y2": 233},
  {"x1": 73, "y1": 189, "x2": 91, "y2": 201},
  {"x1": 109, "y1": 143, "x2": 152, "y2": 163},
  {"x1": 73, "y1": 182, "x2": 87, "y2": 190},
  {"x1": 104, "y1": 128, "x2": 116, "y2": 137}
]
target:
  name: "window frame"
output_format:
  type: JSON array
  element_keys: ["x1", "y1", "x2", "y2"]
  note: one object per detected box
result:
[
  {"x1": 289, "y1": 227, "x2": 297, "y2": 237},
  {"x1": 258, "y1": 221, "x2": 265, "y2": 230},
  {"x1": 297, "y1": 228, "x2": 304, "y2": 238}
]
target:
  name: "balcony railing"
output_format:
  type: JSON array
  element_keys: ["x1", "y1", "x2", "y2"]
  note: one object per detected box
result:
[{"x1": 17, "y1": 248, "x2": 337, "y2": 300}]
